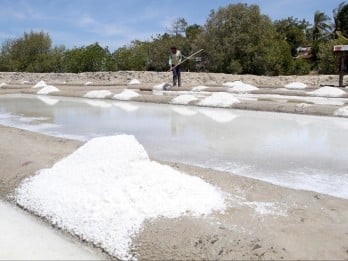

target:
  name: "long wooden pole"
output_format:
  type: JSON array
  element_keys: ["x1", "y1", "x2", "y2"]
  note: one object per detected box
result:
[{"x1": 167, "y1": 49, "x2": 204, "y2": 72}]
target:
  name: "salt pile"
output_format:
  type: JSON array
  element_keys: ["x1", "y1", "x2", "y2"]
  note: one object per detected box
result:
[
  {"x1": 285, "y1": 82, "x2": 308, "y2": 89},
  {"x1": 223, "y1": 81, "x2": 259, "y2": 92},
  {"x1": 198, "y1": 92, "x2": 240, "y2": 107},
  {"x1": 32, "y1": 80, "x2": 60, "y2": 95},
  {"x1": 84, "y1": 90, "x2": 112, "y2": 99},
  {"x1": 171, "y1": 94, "x2": 198, "y2": 105},
  {"x1": 308, "y1": 86, "x2": 346, "y2": 97},
  {"x1": 113, "y1": 89, "x2": 139, "y2": 100},
  {"x1": 15, "y1": 135, "x2": 225, "y2": 259},
  {"x1": 33, "y1": 80, "x2": 47, "y2": 88},
  {"x1": 128, "y1": 79, "x2": 141, "y2": 84}
]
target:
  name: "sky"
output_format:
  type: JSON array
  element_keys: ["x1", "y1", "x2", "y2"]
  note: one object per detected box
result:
[{"x1": 0, "y1": 0, "x2": 344, "y2": 51}]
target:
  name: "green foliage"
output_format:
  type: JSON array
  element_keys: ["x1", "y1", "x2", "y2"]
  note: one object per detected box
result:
[
  {"x1": 0, "y1": 2, "x2": 346, "y2": 75},
  {"x1": 292, "y1": 58, "x2": 311, "y2": 75},
  {"x1": 317, "y1": 37, "x2": 348, "y2": 74},
  {"x1": 334, "y1": 2, "x2": 348, "y2": 38},
  {"x1": 185, "y1": 24, "x2": 203, "y2": 40},
  {"x1": 227, "y1": 60, "x2": 243, "y2": 74},
  {"x1": 196, "y1": 3, "x2": 294, "y2": 75},
  {"x1": 0, "y1": 31, "x2": 55, "y2": 72},
  {"x1": 311, "y1": 11, "x2": 332, "y2": 41},
  {"x1": 262, "y1": 39, "x2": 294, "y2": 75},
  {"x1": 112, "y1": 40, "x2": 148, "y2": 71},
  {"x1": 63, "y1": 43, "x2": 112, "y2": 73},
  {"x1": 274, "y1": 17, "x2": 309, "y2": 56}
]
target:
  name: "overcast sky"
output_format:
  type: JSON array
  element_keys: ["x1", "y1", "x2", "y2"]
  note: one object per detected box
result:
[{"x1": 0, "y1": 0, "x2": 344, "y2": 51}]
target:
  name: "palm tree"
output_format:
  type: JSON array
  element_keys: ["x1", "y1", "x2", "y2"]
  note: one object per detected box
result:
[
  {"x1": 333, "y1": 2, "x2": 348, "y2": 38},
  {"x1": 311, "y1": 11, "x2": 332, "y2": 41}
]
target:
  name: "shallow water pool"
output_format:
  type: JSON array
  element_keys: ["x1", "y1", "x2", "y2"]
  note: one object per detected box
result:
[{"x1": 0, "y1": 94, "x2": 348, "y2": 199}]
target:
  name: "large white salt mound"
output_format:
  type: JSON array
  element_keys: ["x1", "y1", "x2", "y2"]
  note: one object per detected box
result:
[
  {"x1": 113, "y1": 89, "x2": 139, "y2": 100},
  {"x1": 224, "y1": 81, "x2": 259, "y2": 92},
  {"x1": 285, "y1": 82, "x2": 308, "y2": 89},
  {"x1": 334, "y1": 106, "x2": 348, "y2": 117},
  {"x1": 37, "y1": 85, "x2": 60, "y2": 95},
  {"x1": 33, "y1": 80, "x2": 47, "y2": 88},
  {"x1": 128, "y1": 79, "x2": 141, "y2": 84},
  {"x1": 84, "y1": 90, "x2": 112, "y2": 99},
  {"x1": 308, "y1": 86, "x2": 346, "y2": 97},
  {"x1": 198, "y1": 92, "x2": 240, "y2": 107},
  {"x1": 15, "y1": 135, "x2": 225, "y2": 259},
  {"x1": 0, "y1": 83, "x2": 7, "y2": 88},
  {"x1": 171, "y1": 94, "x2": 198, "y2": 105}
]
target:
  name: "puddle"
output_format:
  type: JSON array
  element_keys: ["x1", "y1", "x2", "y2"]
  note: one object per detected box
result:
[{"x1": 0, "y1": 200, "x2": 103, "y2": 260}]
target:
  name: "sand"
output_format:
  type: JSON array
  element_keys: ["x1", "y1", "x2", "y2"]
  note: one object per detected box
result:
[
  {"x1": 0, "y1": 71, "x2": 344, "y2": 87},
  {"x1": 1, "y1": 71, "x2": 348, "y2": 260}
]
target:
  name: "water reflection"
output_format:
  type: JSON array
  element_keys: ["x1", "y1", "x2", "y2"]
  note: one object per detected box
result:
[
  {"x1": 0, "y1": 200, "x2": 102, "y2": 260},
  {"x1": 0, "y1": 94, "x2": 348, "y2": 198}
]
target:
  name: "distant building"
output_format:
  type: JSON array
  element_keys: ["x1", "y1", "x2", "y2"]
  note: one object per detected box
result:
[{"x1": 295, "y1": 46, "x2": 312, "y2": 60}]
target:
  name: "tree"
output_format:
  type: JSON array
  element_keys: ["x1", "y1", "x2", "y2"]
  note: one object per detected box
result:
[
  {"x1": 83, "y1": 43, "x2": 111, "y2": 71},
  {"x1": 112, "y1": 40, "x2": 148, "y2": 71},
  {"x1": 196, "y1": 3, "x2": 292, "y2": 75},
  {"x1": 168, "y1": 18, "x2": 188, "y2": 36},
  {"x1": 317, "y1": 38, "x2": 348, "y2": 73},
  {"x1": 334, "y1": 2, "x2": 348, "y2": 38},
  {"x1": 274, "y1": 17, "x2": 309, "y2": 56},
  {"x1": 0, "y1": 39, "x2": 14, "y2": 71},
  {"x1": 63, "y1": 43, "x2": 111, "y2": 73},
  {"x1": 311, "y1": 11, "x2": 332, "y2": 41},
  {"x1": 185, "y1": 24, "x2": 202, "y2": 40},
  {"x1": 0, "y1": 31, "x2": 55, "y2": 72}
]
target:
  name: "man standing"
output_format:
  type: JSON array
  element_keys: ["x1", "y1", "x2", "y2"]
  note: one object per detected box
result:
[{"x1": 168, "y1": 46, "x2": 183, "y2": 87}]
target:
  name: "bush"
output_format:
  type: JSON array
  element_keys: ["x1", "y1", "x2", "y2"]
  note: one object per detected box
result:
[
  {"x1": 317, "y1": 39, "x2": 348, "y2": 74},
  {"x1": 292, "y1": 58, "x2": 311, "y2": 75}
]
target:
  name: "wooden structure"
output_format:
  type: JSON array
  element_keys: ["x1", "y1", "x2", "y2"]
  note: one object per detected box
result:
[{"x1": 333, "y1": 45, "x2": 348, "y2": 87}]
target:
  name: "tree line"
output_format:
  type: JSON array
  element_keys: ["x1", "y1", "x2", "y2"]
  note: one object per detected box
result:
[{"x1": 0, "y1": 2, "x2": 347, "y2": 75}]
